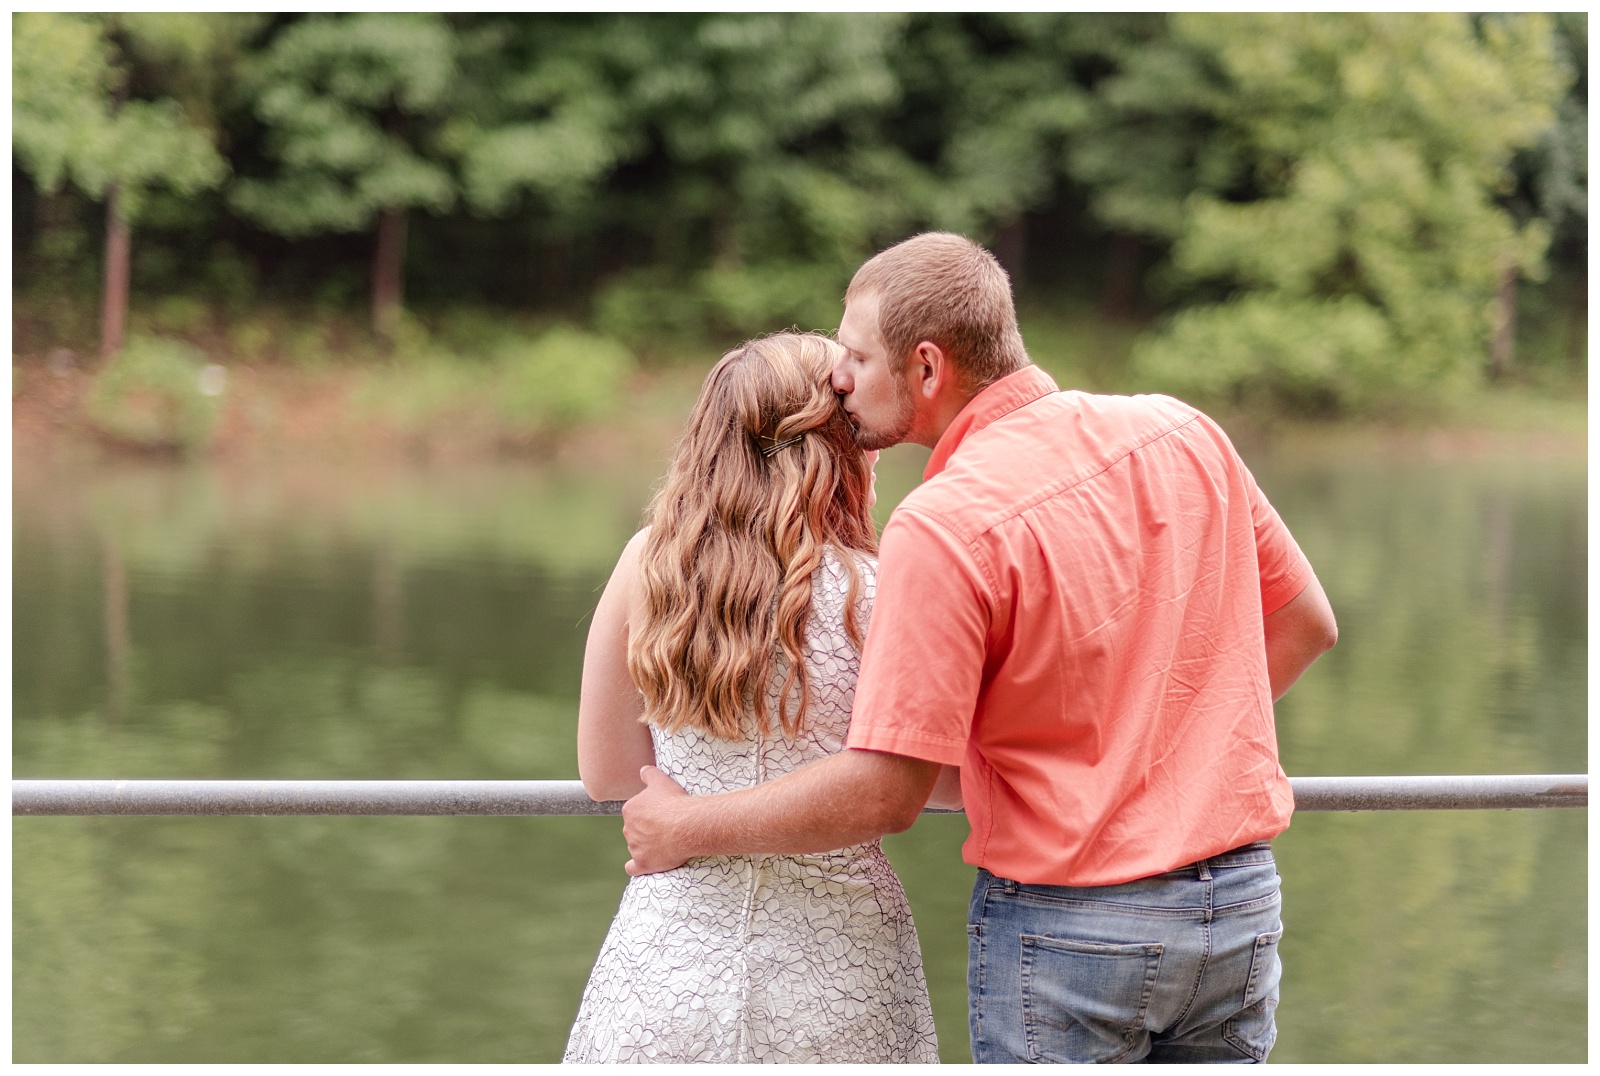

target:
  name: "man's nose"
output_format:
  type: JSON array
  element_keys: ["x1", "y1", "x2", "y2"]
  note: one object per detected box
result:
[{"x1": 831, "y1": 362, "x2": 852, "y2": 394}]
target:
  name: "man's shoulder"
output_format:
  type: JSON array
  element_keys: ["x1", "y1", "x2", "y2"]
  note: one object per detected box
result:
[
  {"x1": 902, "y1": 390, "x2": 1206, "y2": 517},
  {"x1": 1006, "y1": 390, "x2": 1225, "y2": 479},
  {"x1": 1064, "y1": 389, "x2": 1203, "y2": 425},
  {"x1": 977, "y1": 387, "x2": 1204, "y2": 452}
]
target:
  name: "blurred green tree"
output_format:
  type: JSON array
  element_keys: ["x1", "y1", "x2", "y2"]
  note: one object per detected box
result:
[
  {"x1": 233, "y1": 14, "x2": 644, "y2": 342},
  {"x1": 889, "y1": 15, "x2": 1115, "y2": 262},
  {"x1": 11, "y1": 12, "x2": 1585, "y2": 410},
  {"x1": 591, "y1": 13, "x2": 916, "y2": 339},
  {"x1": 230, "y1": 13, "x2": 464, "y2": 342},
  {"x1": 12, "y1": 13, "x2": 240, "y2": 359},
  {"x1": 1499, "y1": 12, "x2": 1586, "y2": 377},
  {"x1": 1080, "y1": 13, "x2": 1568, "y2": 412},
  {"x1": 595, "y1": 13, "x2": 1125, "y2": 340},
  {"x1": 446, "y1": 16, "x2": 639, "y2": 221}
]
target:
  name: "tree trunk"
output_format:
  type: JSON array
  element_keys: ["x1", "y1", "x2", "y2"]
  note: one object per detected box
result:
[
  {"x1": 1568, "y1": 270, "x2": 1587, "y2": 366},
  {"x1": 102, "y1": 536, "x2": 130, "y2": 724},
  {"x1": 1099, "y1": 232, "x2": 1141, "y2": 323},
  {"x1": 100, "y1": 183, "x2": 131, "y2": 361},
  {"x1": 372, "y1": 206, "x2": 407, "y2": 344},
  {"x1": 1489, "y1": 257, "x2": 1516, "y2": 379},
  {"x1": 993, "y1": 220, "x2": 1027, "y2": 293}
]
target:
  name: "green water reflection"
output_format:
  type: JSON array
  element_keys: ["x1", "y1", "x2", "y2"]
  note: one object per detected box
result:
[{"x1": 12, "y1": 440, "x2": 1585, "y2": 1062}]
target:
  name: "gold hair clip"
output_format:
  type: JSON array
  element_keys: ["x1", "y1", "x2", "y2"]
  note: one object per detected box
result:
[{"x1": 760, "y1": 433, "x2": 806, "y2": 457}]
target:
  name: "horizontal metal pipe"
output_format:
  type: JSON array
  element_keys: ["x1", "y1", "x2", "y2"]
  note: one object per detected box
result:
[
  {"x1": 1287, "y1": 773, "x2": 1587, "y2": 811},
  {"x1": 11, "y1": 780, "x2": 620, "y2": 817},
  {"x1": 10, "y1": 774, "x2": 1587, "y2": 817}
]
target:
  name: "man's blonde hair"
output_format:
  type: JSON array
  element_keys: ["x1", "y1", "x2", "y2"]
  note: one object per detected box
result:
[{"x1": 845, "y1": 232, "x2": 1030, "y2": 388}]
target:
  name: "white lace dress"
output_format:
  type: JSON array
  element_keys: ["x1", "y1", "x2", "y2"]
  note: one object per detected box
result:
[{"x1": 563, "y1": 552, "x2": 939, "y2": 1064}]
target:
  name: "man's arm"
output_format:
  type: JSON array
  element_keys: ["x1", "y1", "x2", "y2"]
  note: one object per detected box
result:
[
  {"x1": 1264, "y1": 574, "x2": 1337, "y2": 701},
  {"x1": 621, "y1": 748, "x2": 942, "y2": 876},
  {"x1": 620, "y1": 509, "x2": 981, "y2": 875}
]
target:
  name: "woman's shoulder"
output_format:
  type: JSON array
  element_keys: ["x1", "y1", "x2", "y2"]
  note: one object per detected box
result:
[
  {"x1": 816, "y1": 546, "x2": 878, "y2": 627},
  {"x1": 614, "y1": 527, "x2": 652, "y2": 618},
  {"x1": 820, "y1": 544, "x2": 878, "y2": 580}
]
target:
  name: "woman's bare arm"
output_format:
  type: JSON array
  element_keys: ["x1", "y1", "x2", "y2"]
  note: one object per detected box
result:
[
  {"x1": 925, "y1": 764, "x2": 963, "y2": 811},
  {"x1": 577, "y1": 529, "x2": 656, "y2": 801}
]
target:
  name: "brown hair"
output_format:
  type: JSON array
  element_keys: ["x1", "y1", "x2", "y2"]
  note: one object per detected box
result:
[
  {"x1": 845, "y1": 231, "x2": 1030, "y2": 388},
  {"x1": 628, "y1": 332, "x2": 877, "y2": 740}
]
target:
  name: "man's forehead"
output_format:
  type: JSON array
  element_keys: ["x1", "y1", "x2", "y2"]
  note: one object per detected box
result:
[{"x1": 839, "y1": 293, "x2": 881, "y2": 349}]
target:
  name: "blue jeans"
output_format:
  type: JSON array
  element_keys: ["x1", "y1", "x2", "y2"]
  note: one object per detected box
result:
[{"x1": 967, "y1": 842, "x2": 1283, "y2": 1064}]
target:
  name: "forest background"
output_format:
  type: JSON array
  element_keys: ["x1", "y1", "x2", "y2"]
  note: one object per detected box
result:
[
  {"x1": 13, "y1": 15, "x2": 1590, "y2": 1067},
  {"x1": 11, "y1": 12, "x2": 1589, "y2": 457}
]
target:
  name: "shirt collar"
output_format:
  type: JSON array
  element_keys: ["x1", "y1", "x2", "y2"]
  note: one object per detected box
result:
[{"x1": 924, "y1": 365, "x2": 1060, "y2": 481}]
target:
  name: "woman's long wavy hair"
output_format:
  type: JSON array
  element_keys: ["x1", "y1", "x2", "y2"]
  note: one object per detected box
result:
[{"x1": 629, "y1": 332, "x2": 877, "y2": 740}]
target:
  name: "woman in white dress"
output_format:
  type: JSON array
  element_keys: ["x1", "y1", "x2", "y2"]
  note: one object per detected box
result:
[{"x1": 563, "y1": 332, "x2": 941, "y2": 1064}]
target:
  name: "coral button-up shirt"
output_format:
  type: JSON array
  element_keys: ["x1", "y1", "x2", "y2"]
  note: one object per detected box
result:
[{"x1": 845, "y1": 366, "x2": 1311, "y2": 886}]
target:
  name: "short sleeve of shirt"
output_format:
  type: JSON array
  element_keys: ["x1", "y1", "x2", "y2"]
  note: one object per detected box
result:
[
  {"x1": 844, "y1": 509, "x2": 988, "y2": 767},
  {"x1": 1248, "y1": 470, "x2": 1314, "y2": 616}
]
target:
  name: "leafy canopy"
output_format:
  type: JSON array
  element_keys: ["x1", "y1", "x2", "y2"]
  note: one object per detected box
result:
[
  {"x1": 231, "y1": 13, "x2": 461, "y2": 235},
  {"x1": 1109, "y1": 14, "x2": 1568, "y2": 410},
  {"x1": 12, "y1": 12, "x2": 229, "y2": 220}
]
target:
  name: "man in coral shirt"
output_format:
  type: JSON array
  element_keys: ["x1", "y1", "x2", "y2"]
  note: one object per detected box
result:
[{"x1": 622, "y1": 232, "x2": 1337, "y2": 1063}]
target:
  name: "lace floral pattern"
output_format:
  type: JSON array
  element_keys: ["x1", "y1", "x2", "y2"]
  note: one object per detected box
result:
[{"x1": 564, "y1": 551, "x2": 939, "y2": 1064}]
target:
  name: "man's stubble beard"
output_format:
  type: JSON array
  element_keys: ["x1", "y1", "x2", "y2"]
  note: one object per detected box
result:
[{"x1": 850, "y1": 376, "x2": 916, "y2": 452}]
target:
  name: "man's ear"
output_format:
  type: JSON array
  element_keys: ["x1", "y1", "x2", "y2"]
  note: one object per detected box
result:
[{"x1": 911, "y1": 340, "x2": 948, "y2": 400}]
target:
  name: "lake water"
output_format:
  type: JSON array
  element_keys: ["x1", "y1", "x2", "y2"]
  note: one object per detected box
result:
[{"x1": 13, "y1": 431, "x2": 1586, "y2": 1063}]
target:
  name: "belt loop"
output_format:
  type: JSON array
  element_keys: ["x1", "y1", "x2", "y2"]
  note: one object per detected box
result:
[
  {"x1": 1196, "y1": 859, "x2": 1212, "y2": 882},
  {"x1": 1002, "y1": 878, "x2": 1018, "y2": 896}
]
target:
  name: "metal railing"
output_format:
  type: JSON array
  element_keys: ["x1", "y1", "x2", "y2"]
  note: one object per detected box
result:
[{"x1": 11, "y1": 774, "x2": 1587, "y2": 816}]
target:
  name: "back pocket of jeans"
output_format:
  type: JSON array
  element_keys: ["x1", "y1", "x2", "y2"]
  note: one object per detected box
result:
[
  {"x1": 1019, "y1": 935, "x2": 1163, "y2": 1064},
  {"x1": 1223, "y1": 926, "x2": 1283, "y2": 1062}
]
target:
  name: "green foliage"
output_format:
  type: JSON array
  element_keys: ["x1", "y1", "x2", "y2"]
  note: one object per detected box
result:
[
  {"x1": 85, "y1": 335, "x2": 222, "y2": 452},
  {"x1": 494, "y1": 327, "x2": 633, "y2": 428},
  {"x1": 591, "y1": 271, "x2": 711, "y2": 346},
  {"x1": 1114, "y1": 14, "x2": 1568, "y2": 412},
  {"x1": 891, "y1": 14, "x2": 1114, "y2": 233},
  {"x1": 595, "y1": 264, "x2": 850, "y2": 345},
  {"x1": 353, "y1": 354, "x2": 477, "y2": 430},
  {"x1": 356, "y1": 324, "x2": 634, "y2": 439},
  {"x1": 1015, "y1": 303, "x2": 1143, "y2": 392},
  {"x1": 1065, "y1": 18, "x2": 1221, "y2": 240},
  {"x1": 588, "y1": 14, "x2": 1124, "y2": 339},
  {"x1": 12, "y1": 13, "x2": 230, "y2": 219},
  {"x1": 587, "y1": 13, "x2": 912, "y2": 337},
  {"x1": 1135, "y1": 296, "x2": 1397, "y2": 412},
  {"x1": 231, "y1": 14, "x2": 460, "y2": 235},
  {"x1": 12, "y1": 13, "x2": 112, "y2": 194},
  {"x1": 12, "y1": 13, "x2": 1586, "y2": 410},
  {"x1": 1508, "y1": 13, "x2": 1586, "y2": 248},
  {"x1": 447, "y1": 17, "x2": 640, "y2": 216}
]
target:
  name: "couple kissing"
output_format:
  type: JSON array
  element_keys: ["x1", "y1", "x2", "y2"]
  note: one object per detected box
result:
[{"x1": 564, "y1": 232, "x2": 1337, "y2": 1065}]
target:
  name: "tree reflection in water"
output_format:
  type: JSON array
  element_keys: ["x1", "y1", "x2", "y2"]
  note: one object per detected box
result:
[{"x1": 12, "y1": 444, "x2": 1586, "y2": 1063}]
